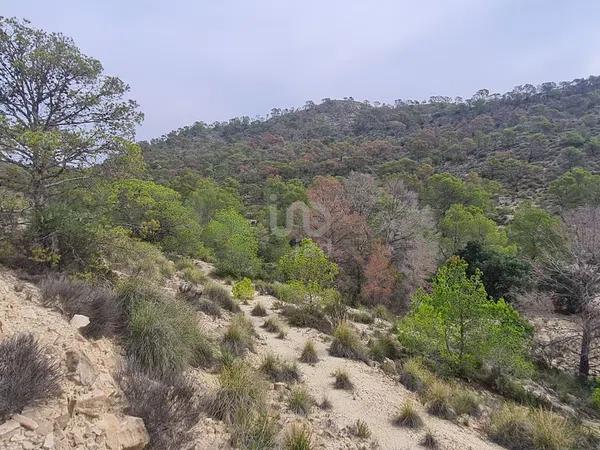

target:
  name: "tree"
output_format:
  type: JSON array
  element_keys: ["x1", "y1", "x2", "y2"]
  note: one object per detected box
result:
[
  {"x1": 439, "y1": 204, "x2": 515, "y2": 256},
  {"x1": 537, "y1": 207, "x2": 600, "y2": 378},
  {"x1": 361, "y1": 242, "x2": 397, "y2": 307},
  {"x1": 423, "y1": 173, "x2": 492, "y2": 215},
  {"x1": 277, "y1": 237, "x2": 338, "y2": 297},
  {"x1": 548, "y1": 168, "x2": 600, "y2": 209},
  {"x1": 397, "y1": 257, "x2": 532, "y2": 377},
  {"x1": 203, "y1": 209, "x2": 261, "y2": 277},
  {"x1": 185, "y1": 178, "x2": 242, "y2": 225},
  {"x1": 0, "y1": 18, "x2": 142, "y2": 225},
  {"x1": 508, "y1": 203, "x2": 565, "y2": 260}
]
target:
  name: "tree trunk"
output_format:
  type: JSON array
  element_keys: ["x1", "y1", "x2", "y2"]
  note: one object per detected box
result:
[{"x1": 578, "y1": 325, "x2": 591, "y2": 378}]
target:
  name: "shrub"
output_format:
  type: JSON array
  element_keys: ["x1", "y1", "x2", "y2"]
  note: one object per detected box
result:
[
  {"x1": 288, "y1": 385, "x2": 314, "y2": 415},
  {"x1": 332, "y1": 368, "x2": 353, "y2": 390},
  {"x1": 451, "y1": 389, "x2": 481, "y2": 416},
  {"x1": 353, "y1": 419, "x2": 371, "y2": 439},
  {"x1": 209, "y1": 360, "x2": 267, "y2": 423},
  {"x1": 0, "y1": 334, "x2": 61, "y2": 421},
  {"x1": 420, "y1": 429, "x2": 439, "y2": 449},
  {"x1": 272, "y1": 281, "x2": 307, "y2": 304},
  {"x1": 369, "y1": 334, "x2": 404, "y2": 362},
  {"x1": 262, "y1": 316, "x2": 286, "y2": 335},
  {"x1": 592, "y1": 387, "x2": 600, "y2": 410},
  {"x1": 393, "y1": 400, "x2": 423, "y2": 429},
  {"x1": 232, "y1": 277, "x2": 255, "y2": 302},
  {"x1": 181, "y1": 266, "x2": 206, "y2": 284},
  {"x1": 281, "y1": 303, "x2": 332, "y2": 334},
  {"x1": 373, "y1": 304, "x2": 394, "y2": 322},
  {"x1": 529, "y1": 408, "x2": 576, "y2": 450},
  {"x1": 117, "y1": 364, "x2": 201, "y2": 450},
  {"x1": 350, "y1": 309, "x2": 374, "y2": 324},
  {"x1": 196, "y1": 298, "x2": 222, "y2": 318},
  {"x1": 329, "y1": 321, "x2": 367, "y2": 361},
  {"x1": 223, "y1": 314, "x2": 256, "y2": 356},
  {"x1": 254, "y1": 280, "x2": 276, "y2": 296},
  {"x1": 40, "y1": 274, "x2": 120, "y2": 338},
  {"x1": 204, "y1": 282, "x2": 240, "y2": 312},
  {"x1": 231, "y1": 410, "x2": 278, "y2": 450},
  {"x1": 283, "y1": 423, "x2": 313, "y2": 450},
  {"x1": 260, "y1": 353, "x2": 301, "y2": 383},
  {"x1": 399, "y1": 358, "x2": 434, "y2": 393},
  {"x1": 251, "y1": 301, "x2": 268, "y2": 317},
  {"x1": 299, "y1": 340, "x2": 319, "y2": 364},
  {"x1": 422, "y1": 381, "x2": 455, "y2": 420}
]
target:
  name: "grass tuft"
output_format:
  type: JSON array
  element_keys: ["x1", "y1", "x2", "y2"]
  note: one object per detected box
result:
[
  {"x1": 204, "y1": 282, "x2": 240, "y2": 312},
  {"x1": 422, "y1": 381, "x2": 455, "y2": 420},
  {"x1": 329, "y1": 320, "x2": 368, "y2": 361},
  {"x1": 299, "y1": 340, "x2": 319, "y2": 365},
  {"x1": 231, "y1": 410, "x2": 278, "y2": 450},
  {"x1": 288, "y1": 385, "x2": 315, "y2": 415},
  {"x1": 332, "y1": 368, "x2": 353, "y2": 390},
  {"x1": 251, "y1": 302, "x2": 268, "y2": 317},
  {"x1": 393, "y1": 400, "x2": 423, "y2": 429},
  {"x1": 260, "y1": 353, "x2": 301, "y2": 383},
  {"x1": 420, "y1": 429, "x2": 439, "y2": 449},
  {"x1": 399, "y1": 357, "x2": 434, "y2": 393},
  {"x1": 196, "y1": 298, "x2": 222, "y2": 318},
  {"x1": 283, "y1": 423, "x2": 313, "y2": 450},
  {"x1": 223, "y1": 313, "x2": 256, "y2": 356},
  {"x1": 353, "y1": 419, "x2": 371, "y2": 439}
]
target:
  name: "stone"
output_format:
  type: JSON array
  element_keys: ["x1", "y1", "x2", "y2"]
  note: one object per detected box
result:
[
  {"x1": 0, "y1": 419, "x2": 20, "y2": 438},
  {"x1": 13, "y1": 414, "x2": 38, "y2": 431},
  {"x1": 70, "y1": 314, "x2": 90, "y2": 329},
  {"x1": 273, "y1": 382, "x2": 287, "y2": 391},
  {"x1": 43, "y1": 433, "x2": 55, "y2": 449},
  {"x1": 99, "y1": 414, "x2": 150, "y2": 450},
  {"x1": 65, "y1": 350, "x2": 96, "y2": 386},
  {"x1": 74, "y1": 393, "x2": 110, "y2": 417}
]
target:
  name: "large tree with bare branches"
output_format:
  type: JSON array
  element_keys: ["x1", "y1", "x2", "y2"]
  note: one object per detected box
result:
[{"x1": 0, "y1": 18, "x2": 142, "y2": 226}]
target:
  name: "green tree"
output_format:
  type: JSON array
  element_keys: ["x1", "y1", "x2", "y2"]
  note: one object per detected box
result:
[
  {"x1": 508, "y1": 203, "x2": 565, "y2": 259},
  {"x1": 423, "y1": 173, "x2": 492, "y2": 215},
  {"x1": 548, "y1": 168, "x2": 600, "y2": 208},
  {"x1": 203, "y1": 209, "x2": 261, "y2": 277},
  {"x1": 0, "y1": 18, "x2": 142, "y2": 226},
  {"x1": 232, "y1": 277, "x2": 255, "y2": 301},
  {"x1": 277, "y1": 238, "x2": 338, "y2": 297},
  {"x1": 397, "y1": 257, "x2": 532, "y2": 377},
  {"x1": 185, "y1": 178, "x2": 242, "y2": 225},
  {"x1": 439, "y1": 204, "x2": 515, "y2": 256}
]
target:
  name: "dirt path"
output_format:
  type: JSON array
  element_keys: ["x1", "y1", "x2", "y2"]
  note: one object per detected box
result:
[{"x1": 197, "y1": 263, "x2": 501, "y2": 450}]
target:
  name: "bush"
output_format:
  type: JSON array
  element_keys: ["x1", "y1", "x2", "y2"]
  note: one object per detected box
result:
[
  {"x1": 40, "y1": 274, "x2": 120, "y2": 338},
  {"x1": 332, "y1": 368, "x2": 353, "y2": 390},
  {"x1": 117, "y1": 364, "x2": 201, "y2": 450},
  {"x1": 487, "y1": 404, "x2": 577, "y2": 450},
  {"x1": 251, "y1": 301, "x2": 268, "y2": 317},
  {"x1": 399, "y1": 358, "x2": 434, "y2": 393},
  {"x1": 451, "y1": 389, "x2": 481, "y2": 416},
  {"x1": 281, "y1": 303, "x2": 331, "y2": 334},
  {"x1": 272, "y1": 281, "x2": 307, "y2": 303},
  {"x1": 181, "y1": 266, "x2": 207, "y2": 285},
  {"x1": 350, "y1": 309, "x2": 374, "y2": 324},
  {"x1": 126, "y1": 290, "x2": 216, "y2": 374},
  {"x1": 393, "y1": 400, "x2": 423, "y2": 429},
  {"x1": 209, "y1": 360, "x2": 267, "y2": 423},
  {"x1": 231, "y1": 411, "x2": 278, "y2": 450},
  {"x1": 422, "y1": 381, "x2": 455, "y2": 420},
  {"x1": 373, "y1": 304, "x2": 394, "y2": 321},
  {"x1": 329, "y1": 321, "x2": 368, "y2": 362},
  {"x1": 262, "y1": 316, "x2": 286, "y2": 335},
  {"x1": 369, "y1": 334, "x2": 404, "y2": 362},
  {"x1": 283, "y1": 423, "x2": 313, "y2": 450},
  {"x1": 204, "y1": 282, "x2": 240, "y2": 312},
  {"x1": 353, "y1": 419, "x2": 371, "y2": 439},
  {"x1": 223, "y1": 314, "x2": 256, "y2": 356},
  {"x1": 288, "y1": 385, "x2": 314, "y2": 415},
  {"x1": 319, "y1": 395, "x2": 332, "y2": 410},
  {"x1": 299, "y1": 340, "x2": 319, "y2": 365},
  {"x1": 592, "y1": 387, "x2": 600, "y2": 410},
  {"x1": 232, "y1": 277, "x2": 255, "y2": 302},
  {"x1": 421, "y1": 429, "x2": 439, "y2": 449},
  {"x1": 260, "y1": 353, "x2": 301, "y2": 383},
  {"x1": 254, "y1": 280, "x2": 276, "y2": 296},
  {"x1": 0, "y1": 334, "x2": 61, "y2": 421},
  {"x1": 196, "y1": 298, "x2": 222, "y2": 318}
]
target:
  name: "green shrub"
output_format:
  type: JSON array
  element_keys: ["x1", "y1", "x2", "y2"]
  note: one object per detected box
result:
[
  {"x1": 204, "y1": 282, "x2": 240, "y2": 312},
  {"x1": 232, "y1": 277, "x2": 255, "y2": 302},
  {"x1": 329, "y1": 321, "x2": 368, "y2": 362},
  {"x1": 332, "y1": 368, "x2": 353, "y2": 390},
  {"x1": 272, "y1": 281, "x2": 307, "y2": 303},
  {"x1": 283, "y1": 423, "x2": 312, "y2": 450},
  {"x1": 260, "y1": 353, "x2": 301, "y2": 383},
  {"x1": 281, "y1": 303, "x2": 331, "y2": 334},
  {"x1": 251, "y1": 301, "x2": 268, "y2": 317},
  {"x1": 369, "y1": 334, "x2": 404, "y2": 362},
  {"x1": 288, "y1": 385, "x2": 314, "y2": 415},
  {"x1": 209, "y1": 360, "x2": 267, "y2": 423},
  {"x1": 299, "y1": 341, "x2": 319, "y2": 365},
  {"x1": 353, "y1": 419, "x2": 371, "y2": 439},
  {"x1": 591, "y1": 387, "x2": 600, "y2": 410},
  {"x1": 223, "y1": 314, "x2": 256, "y2": 356},
  {"x1": 393, "y1": 400, "x2": 423, "y2": 428},
  {"x1": 231, "y1": 410, "x2": 278, "y2": 450}
]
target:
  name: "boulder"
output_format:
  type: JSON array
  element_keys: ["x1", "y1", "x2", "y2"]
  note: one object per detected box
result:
[
  {"x1": 74, "y1": 393, "x2": 110, "y2": 417},
  {"x1": 100, "y1": 413, "x2": 150, "y2": 450},
  {"x1": 13, "y1": 414, "x2": 38, "y2": 430},
  {"x1": 70, "y1": 314, "x2": 90, "y2": 329}
]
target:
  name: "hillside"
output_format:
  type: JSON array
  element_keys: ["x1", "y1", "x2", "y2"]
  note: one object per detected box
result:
[{"x1": 142, "y1": 76, "x2": 600, "y2": 203}]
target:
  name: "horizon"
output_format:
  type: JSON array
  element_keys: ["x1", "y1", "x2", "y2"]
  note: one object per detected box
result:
[{"x1": 5, "y1": 0, "x2": 600, "y2": 140}]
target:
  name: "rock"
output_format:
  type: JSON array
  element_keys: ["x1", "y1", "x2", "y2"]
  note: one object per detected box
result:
[
  {"x1": 273, "y1": 382, "x2": 287, "y2": 391},
  {"x1": 381, "y1": 358, "x2": 397, "y2": 375},
  {"x1": 100, "y1": 414, "x2": 150, "y2": 450},
  {"x1": 65, "y1": 350, "x2": 96, "y2": 386},
  {"x1": 0, "y1": 419, "x2": 20, "y2": 438},
  {"x1": 70, "y1": 314, "x2": 90, "y2": 329},
  {"x1": 43, "y1": 432, "x2": 55, "y2": 449},
  {"x1": 13, "y1": 414, "x2": 38, "y2": 430},
  {"x1": 74, "y1": 393, "x2": 110, "y2": 417}
]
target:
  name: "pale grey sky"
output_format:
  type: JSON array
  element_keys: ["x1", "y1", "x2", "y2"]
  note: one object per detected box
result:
[{"x1": 5, "y1": 0, "x2": 600, "y2": 140}]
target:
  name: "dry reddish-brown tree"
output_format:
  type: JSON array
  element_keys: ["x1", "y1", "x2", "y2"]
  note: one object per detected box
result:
[{"x1": 361, "y1": 241, "x2": 397, "y2": 307}]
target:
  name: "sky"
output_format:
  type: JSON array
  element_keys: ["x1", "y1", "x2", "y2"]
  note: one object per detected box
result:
[{"x1": 4, "y1": 0, "x2": 600, "y2": 140}]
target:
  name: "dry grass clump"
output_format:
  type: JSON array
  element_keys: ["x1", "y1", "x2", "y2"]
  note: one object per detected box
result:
[
  {"x1": 329, "y1": 320, "x2": 368, "y2": 361},
  {"x1": 280, "y1": 303, "x2": 332, "y2": 334},
  {"x1": 40, "y1": 274, "x2": 120, "y2": 338},
  {"x1": 369, "y1": 333, "x2": 404, "y2": 362},
  {"x1": 260, "y1": 353, "x2": 301, "y2": 383},
  {"x1": 223, "y1": 313, "x2": 256, "y2": 356},
  {"x1": 231, "y1": 410, "x2": 278, "y2": 450},
  {"x1": 420, "y1": 429, "x2": 439, "y2": 449},
  {"x1": 288, "y1": 385, "x2": 315, "y2": 415},
  {"x1": 204, "y1": 282, "x2": 240, "y2": 312},
  {"x1": 251, "y1": 301, "x2": 268, "y2": 316},
  {"x1": 451, "y1": 389, "x2": 481, "y2": 417},
  {"x1": 209, "y1": 360, "x2": 267, "y2": 424},
  {"x1": 399, "y1": 357, "x2": 434, "y2": 393},
  {"x1": 319, "y1": 395, "x2": 332, "y2": 410},
  {"x1": 283, "y1": 423, "x2": 313, "y2": 450},
  {"x1": 393, "y1": 400, "x2": 423, "y2": 429},
  {"x1": 422, "y1": 381, "x2": 456, "y2": 420},
  {"x1": 353, "y1": 419, "x2": 371, "y2": 438},
  {"x1": 350, "y1": 309, "x2": 374, "y2": 324},
  {"x1": 332, "y1": 368, "x2": 353, "y2": 390},
  {"x1": 262, "y1": 316, "x2": 286, "y2": 335},
  {"x1": 117, "y1": 363, "x2": 201, "y2": 450},
  {"x1": 299, "y1": 340, "x2": 319, "y2": 364},
  {"x1": 0, "y1": 334, "x2": 61, "y2": 421},
  {"x1": 487, "y1": 404, "x2": 578, "y2": 450},
  {"x1": 196, "y1": 298, "x2": 222, "y2": 318}
]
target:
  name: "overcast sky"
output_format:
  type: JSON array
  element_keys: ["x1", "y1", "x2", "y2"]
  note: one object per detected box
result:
[{"x1": 5, "y1": 0, "x2": 600, "y2": 140}]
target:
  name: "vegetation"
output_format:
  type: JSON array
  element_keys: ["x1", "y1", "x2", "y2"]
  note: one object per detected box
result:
[
  {"x1": 260, "y1": 353, "x2": 301, "y2": 383},
  {"x1": 251, "y1": 301, "x2": 268, "y2": 316},
  {"x1": 299, "y1": 340, "x2": 319, "y2": 364},
  {"x1": 223, "y1": 314, "x2": 256, "y2": 356},
  {"x1": 393, "y1": 401, "x2": 423, "y2": 429},
  {"x1": 288, "y1": 385, "x2": 315, "y2": 415},
  {"x1": 204, "y1": 282, "x2": 240, "y2": 312},
  {"x1": 353, "y1": 419, "x2": 371, "y2": 439},
  {"x1": 262, "y1": 316, "x2": 286, "y2": 335},
  {"x1": 0, "y1": 334, "x2": 61, "y2": 421},
  {"x1": 283, "y1": 423, "x2": 313, "y2": 450},
  {"x1": 232, "y1": 277, "x2": 255, "y2": 302},
  {"x1": 231, "y1": 411, "x2": 278, "y2": 450},
  {"x1": 332, "y1": 368, "x2": 353, "y2": 390},
  {"x1": 329, "y1": 320, "x2": 368, "y2": 361}
]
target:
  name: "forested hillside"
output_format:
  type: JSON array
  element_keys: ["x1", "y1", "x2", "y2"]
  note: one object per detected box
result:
[{"x1": 143, "y1": 77, "x2": 600, "y2": 205}]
